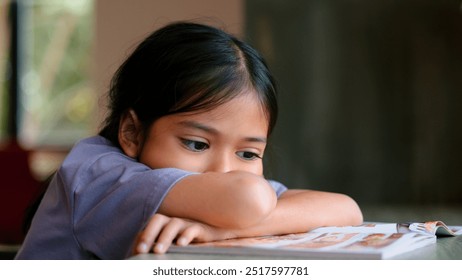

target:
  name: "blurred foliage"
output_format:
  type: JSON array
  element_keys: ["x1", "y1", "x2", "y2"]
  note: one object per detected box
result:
[
  {"x1": 1, "y1": 0, "x2": 95, "y2": 147},
  {"x1": 0, "y1": 0, "x2": 10, "y2": 141}
]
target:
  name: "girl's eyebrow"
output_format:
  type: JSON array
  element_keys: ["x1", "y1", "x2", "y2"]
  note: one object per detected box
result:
[
  {"x1": 178, "y1": 120, "x2": 218, "y2": 134},
  {"x1": 177, "y1": 120, "x2": 267, "y2": 144},
  {"x1": 245, "y1": 137, "x2": 267, "y2": 144}
]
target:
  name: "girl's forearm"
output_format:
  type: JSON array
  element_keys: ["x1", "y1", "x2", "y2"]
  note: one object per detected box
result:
[
  {"x1": 136, "y1": 189, "x2": 362, "y2": 254},
  {"x1": 158, "y1": 171, "x2": 277, "y2": 229},
  {"x1": 230, "y1": 189, "x2": 363, "y2": 238}
]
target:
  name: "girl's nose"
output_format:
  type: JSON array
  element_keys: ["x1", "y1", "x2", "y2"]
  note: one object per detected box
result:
[{"x1": 205, "y1": 153, "x2": 233, "y2": 173}]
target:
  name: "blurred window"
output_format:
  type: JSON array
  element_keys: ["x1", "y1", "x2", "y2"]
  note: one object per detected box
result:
[{"x1": 0, "y1": 0, "x2": 95, "y2": 148}]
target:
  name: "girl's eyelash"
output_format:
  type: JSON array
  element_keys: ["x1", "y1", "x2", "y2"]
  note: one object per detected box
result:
[
  {"x1": 180, "y1": 138, "x2": 263, "y2": 160},
  {"x1": 236, "y1": 151, "x2": 263, "y2": 161},
  {"x1": 180, "y1": 138, "x2": 209, "y2": 152}
]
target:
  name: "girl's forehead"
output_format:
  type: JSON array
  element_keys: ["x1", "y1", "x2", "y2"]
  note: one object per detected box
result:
[
  {"x1": 165, "y1": 94, "x2": 270, "y2": 135},
  {"x1": 188, "y1": 93, "x2": 267, "y2": 121}
]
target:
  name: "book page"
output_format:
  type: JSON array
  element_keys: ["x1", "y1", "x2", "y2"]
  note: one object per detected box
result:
[
  {"x1": 168, "y1": 220, "x2": 458, "y2": 259},
  {"x1": 170, "y1": 231, "x2": 436, "y2": 259},
  {"x1": 311, "y1": 223, "x2": 399, "y2": 235},
  {"x1": 311, "y1": 221, "x2": 461, "y2": 236}
]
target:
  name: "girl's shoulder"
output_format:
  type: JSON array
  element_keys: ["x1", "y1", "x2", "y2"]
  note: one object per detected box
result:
[
  {"x1": 72, "y1": 135, "x2": 119, "y2": 154},
  {"x1": 65, "y1": 136, "x2": 127, "y2": 165},
  {"x1": 58, "y1": 136, "x2": 136, "y2": 181}
]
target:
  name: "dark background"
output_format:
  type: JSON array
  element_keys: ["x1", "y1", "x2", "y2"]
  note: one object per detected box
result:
[{"x1": 246, "y1": 0, "x2": 462, "y2": 206}]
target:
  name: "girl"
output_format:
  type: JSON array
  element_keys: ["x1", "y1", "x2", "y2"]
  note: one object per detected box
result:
[{"x1": 16, "y1": 22, "x2": 362, "y2": 259}]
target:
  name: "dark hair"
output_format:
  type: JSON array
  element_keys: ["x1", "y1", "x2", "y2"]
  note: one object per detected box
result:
[{"x1": 99, "y1": 22, "x2": 278, "y2": 147}]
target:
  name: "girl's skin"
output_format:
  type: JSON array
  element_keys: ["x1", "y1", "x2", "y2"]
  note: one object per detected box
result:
[{"x1": 119, "y1": 90, "x2": 363, "y2": 255}]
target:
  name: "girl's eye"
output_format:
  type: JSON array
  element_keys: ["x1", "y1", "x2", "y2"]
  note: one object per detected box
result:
[
  {"x1": 181, "y1": 139, "x2": 209, "y2": 152},
  {"x1": 236, "y1": 151, "x2": 262, "y2": 161}
]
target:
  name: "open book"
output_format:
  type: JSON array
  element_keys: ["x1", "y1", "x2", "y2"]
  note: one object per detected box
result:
[{"x1": 169, "y1": 221, "x2": 462, "y2": 259}]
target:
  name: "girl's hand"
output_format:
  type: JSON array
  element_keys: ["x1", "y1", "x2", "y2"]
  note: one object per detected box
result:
[{"x1": 133, "y1": 213, "x2": 234, "y2": 254}]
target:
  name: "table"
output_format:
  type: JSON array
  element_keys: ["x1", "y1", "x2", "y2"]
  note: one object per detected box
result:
[{"x1": 131, "y1": 232, "x2": 462, "y2": 260}]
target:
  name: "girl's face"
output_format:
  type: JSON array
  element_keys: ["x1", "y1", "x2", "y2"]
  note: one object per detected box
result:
[{"x1": 138, "y1": 93, "x2": 269, "y2": 175}]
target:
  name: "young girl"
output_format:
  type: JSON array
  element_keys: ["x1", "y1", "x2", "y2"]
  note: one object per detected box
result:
[{"x1": 16, "y1": 22, "x2": 362, "y2": 259}]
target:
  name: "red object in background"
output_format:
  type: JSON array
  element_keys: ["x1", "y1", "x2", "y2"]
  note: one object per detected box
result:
[
  {"x1": 0, "y1": 140, "x2": 41, "y2": 244},
  {"x1": 0, "y1": 1, "x2": 42, "y2": 246}
]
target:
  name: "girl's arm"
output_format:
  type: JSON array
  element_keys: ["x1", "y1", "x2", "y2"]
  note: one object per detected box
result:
[
  {"x1": 230, "y1": 189, "x2": 363, "y2": 237},
  {"x1": 135, "y1": 188, "x2": 362, "y2": 254},
  {"x1": 157, "y1": 171, "x2": 277, "y2": 229}
]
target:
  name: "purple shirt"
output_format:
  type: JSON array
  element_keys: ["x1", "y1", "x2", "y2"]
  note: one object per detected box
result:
[{"x1": 15, "y1": 136, "x2": 287, "y2": 259}]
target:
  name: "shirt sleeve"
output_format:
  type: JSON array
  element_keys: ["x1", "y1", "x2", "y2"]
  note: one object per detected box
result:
[
  {"x1": 267, "y1": 179, "x2": 288, "y2": 197},
  {"x1": 71, "y1": 155, "x2": 194, "y2": 259}
]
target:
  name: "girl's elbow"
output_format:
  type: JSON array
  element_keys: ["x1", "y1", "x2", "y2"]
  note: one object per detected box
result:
[
  {"x1": 226, "y1": 175, "x2": 277, "y2": 228},
  {"x1": 341, "y1": 194, "x2": 363, "y2": 225},
  {"x1": 246, "y1": 185, "x2": 277, "y2": 225},
  {"x1": 350, "y1": 206, "x2": 363, "y2": 226}
]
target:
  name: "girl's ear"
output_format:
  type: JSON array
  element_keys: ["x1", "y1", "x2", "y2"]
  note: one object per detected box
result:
[{"x1": 118, "y1": 109, "x2": 144, "y2": 158}]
